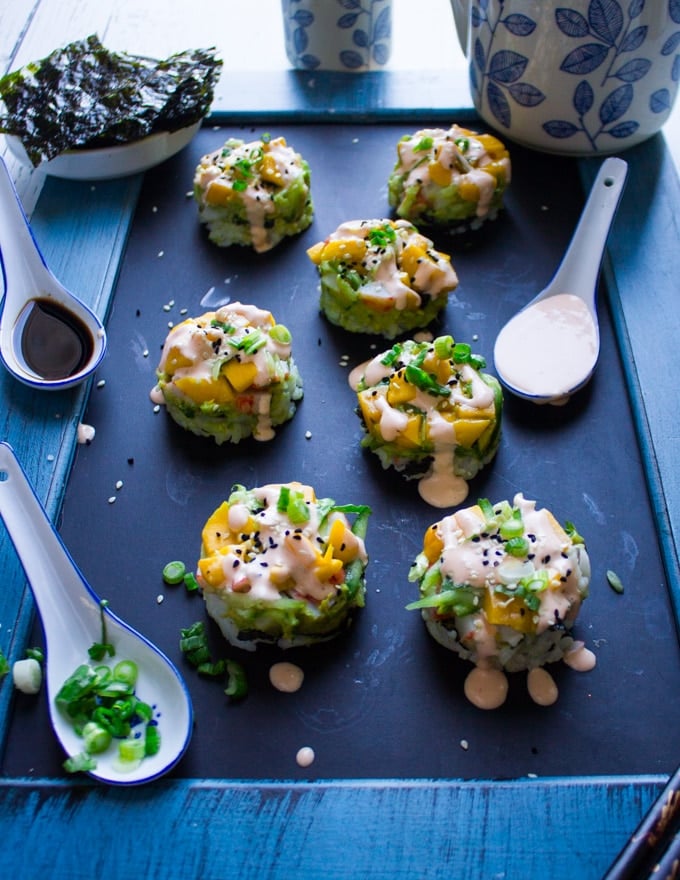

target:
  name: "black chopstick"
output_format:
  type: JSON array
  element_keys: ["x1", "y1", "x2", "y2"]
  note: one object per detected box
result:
[
  {"x1": 602, "y1": 765, "x2": 680, "y2": 879},
  {"x1": 645, "y1": 828, "x2": 680, "y2": 880}
]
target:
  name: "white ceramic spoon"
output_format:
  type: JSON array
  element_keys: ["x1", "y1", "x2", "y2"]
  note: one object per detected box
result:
[
  {"x1": 0, "y1": 158, "x2": 107, "y2": 389},
  {"x1": 0, "y1": 441, "x2": 193, "y2": 784},
  {"x1": 493, "y1": 157, "x2": 628, "y2": 405}
]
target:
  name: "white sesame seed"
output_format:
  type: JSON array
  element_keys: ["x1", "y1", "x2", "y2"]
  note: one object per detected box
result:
[
  {"x1": 96, "y1": 380, "x2": 106, "y2": 389},
  {"x1": 305, "y1": 431, "x2": 312, "y2": 440},
  {"x1": 157, "y1": 250, "x2": 164, "y2": 257},
  {"x1": 143, "y1": 349, "x2": 149, "y2": 358},
  {"x1": 108, "y1": 496, "x2": 116, "y2": 504},
  {"x1": 153, "y1": 404, "x2": 161, "y2": 413},
  {"x1": 156, "y1": 594, "x2": 164, "y2": 604},
  {"x1": 460, "y1": 739, "x2": 469, "y2": 750},
  {"x1": 115, "y1": 480, "x2": 123, "y2": 490},
  {"x1": 47, "y1": 454, "x2": 54, "y2": 462}
]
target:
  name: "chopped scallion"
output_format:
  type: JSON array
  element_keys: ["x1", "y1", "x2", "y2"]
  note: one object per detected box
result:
[
  {"x1": 118, "y1": 736, "x2": 146, "y2": 764},
  {"x1": 183, "y1": 571, "x2": 200, "y2": 593},
  {"x1": 163, "y1": 560, "x2": 187, "y2": 584},
  {"x1": 404, "y1": 364, "x2": 450, "y2": 397},
  {"x1": 82, "y1": 721, "x2": 112, "y2": 754},
  {"x1": 277, "y1": 485, "x2": 291, "y2": 512},
  {"x1": 270, "y1": 323, "x2": 292, "y2": 344},
  {"x1": 606, "y1": 569, "x2": 624, "y2": 594},
  {"x1": 287, "y1": 491, "x2": 310, "y2": 524},
  {"x1": 505, "y1": 536, "x2": 530, "y2": 557},
  {"x1": 112, "y1": 660, "x2": 138, "y2": 687},
  {"x1": 433, "y1": 335, "x2": 454, "y2": 359},
  {"x1": 414, "y1": 136, "x2": 434, "y2": 151},
  {"x1": 224, "y1": 660, "x2": 248, "y2": 700},
  {"x1": 144, "y1": 724, "x2": 161, "y2": 756}
]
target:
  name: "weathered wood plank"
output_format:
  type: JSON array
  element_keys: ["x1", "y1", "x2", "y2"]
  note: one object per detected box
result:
[{"x1": 0, "y1": 776, "x2": 666, "y2": 879}]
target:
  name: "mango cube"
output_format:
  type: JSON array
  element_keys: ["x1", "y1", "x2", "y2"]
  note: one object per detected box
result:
[
  {"x1": 205, "y1": 178, "x2": 238, "y2": 206},
  {"x1": 429, "y1": 160, "x2": 452, "y2": 187},
  {"x1": 387, "y1": 373, "x2": 417, "y2": 406},
  {"x1": 400, "y1": 243, "x2": 427, "y2": 279},
  {"x1": 454, "y1": 418, "x2": 491, "y2": 447},
  {"x1": 327, "y1": 517, "x2": 360, "y2": 564},
  {"x1": 259, "y1": 153, "x2": 283, "y2": 186},
  {"x1": 422, "y1": 524, "x2": 444, "y2": 564},
  {"x1": 223, "y1": 359, "x2": 258, "y2": 392},
  {"x1": 174, "y1": 375, "x2": 235, "y2": 405},
  {"x1": 198, "y1": 552, "x2": 229, "y2": 588},
  {"x1": 320, "y1": 238, "x2": 367, "y2": 264},
  {"x1": 163, "y1": 345, "x2": 194, "y2": 374},
  {"x1": 483, "y1": 589, "x2": 536, "y2": 634},
  {"x1": 395, "y1": 413, "x2": 423, "y2": 449}
]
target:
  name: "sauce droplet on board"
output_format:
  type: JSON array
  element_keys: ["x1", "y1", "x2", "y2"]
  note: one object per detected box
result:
[
  {"x1": 464, "y1": 667, "x2": 508, "y2": 710},
  {"x1": 269, "y1": 661, "x2": 304, "y2": 693},
  {"x1": 563, "y1": 643, "x2": 597, "y2": 672},
  {"x1": 18, "y1": 297, "x2": 94, "y2": 380},
  {"x1": 527, "y1": 667, "x2": 559, "y2": 706},
  {"x1": 494, "y1": 293, "x2": 598, "y2": 401},
  {"x1": 296, "y1": 746, "x2": 315, "y2": 768}
]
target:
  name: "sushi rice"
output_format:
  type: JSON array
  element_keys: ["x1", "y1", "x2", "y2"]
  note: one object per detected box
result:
[
  {"x1": 388, "y1": 124, "x2": 511, "y2": 231},
  {"x1": 194, "y1": 134, "x2": 313, "y2": 253},
  {"x1": 197, "y1": 482, "x2": 371, "y2": 650},
  {"x1": 154, "y1": 302, "x2": 303, "y2": 444},
  {"x1": 353, "y1": 336, "x2": 502, "y2": 507},
  {"x1": 408, "y1": 494, "x2": 592, "y2": 704},
  {"x1": 307, "y1": 218, "x2": 459, "y2": 338}
]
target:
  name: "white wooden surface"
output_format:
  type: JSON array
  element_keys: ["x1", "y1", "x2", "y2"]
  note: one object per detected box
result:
[
  {"x1": 2, "y1": 0, "x2": 679, "y2": 210},
  {"x1": 0, "y1": 0, "x2": 461, "y2": 209}
]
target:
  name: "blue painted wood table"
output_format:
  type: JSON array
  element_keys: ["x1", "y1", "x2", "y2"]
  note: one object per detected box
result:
[{"x1": 1, "y1": 71, "x2": 679, "y2": 879}]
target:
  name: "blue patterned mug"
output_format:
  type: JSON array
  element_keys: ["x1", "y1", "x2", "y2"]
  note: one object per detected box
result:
[
  {"x1": 281, "y1": 0, "x2": 392, "y2": 72},
  {"x1": 450, "y1": 0, "x2": 680, "y2": 154}
]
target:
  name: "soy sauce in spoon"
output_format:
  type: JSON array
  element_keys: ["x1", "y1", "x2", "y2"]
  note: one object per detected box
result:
[
  {"x1": 17, "y1": 297, "x2": 94, "y2": 380},
  {"x1": 0, "y1": 157, "x2": 106, "y2": 389}
]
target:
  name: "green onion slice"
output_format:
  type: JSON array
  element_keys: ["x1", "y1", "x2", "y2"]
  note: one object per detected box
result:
[{"x1": 163, "y1": 560, "x2": 187, "y2": 584}]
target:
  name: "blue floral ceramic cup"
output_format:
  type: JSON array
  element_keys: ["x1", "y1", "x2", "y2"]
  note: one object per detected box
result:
[
  {"x1": 450, "y1": 0, "x2": 680, "y2": 154},
  {"x1": 282, "y1": 0, "x2": 392, "y2": 72}
]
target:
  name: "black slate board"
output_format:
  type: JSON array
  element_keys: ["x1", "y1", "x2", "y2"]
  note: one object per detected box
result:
[{"x1": 4, "y1": 122, "x2": 679, "y2": 782}]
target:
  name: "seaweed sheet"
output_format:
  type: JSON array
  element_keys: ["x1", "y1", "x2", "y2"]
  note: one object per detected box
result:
[{"x1": 0, "y1": 35, "x2": 222, "y2": 165}]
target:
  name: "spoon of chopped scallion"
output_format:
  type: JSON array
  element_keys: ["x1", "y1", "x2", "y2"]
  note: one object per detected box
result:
[{"x1": 0, "y1": 441, "x2": 193, "y2": 784}]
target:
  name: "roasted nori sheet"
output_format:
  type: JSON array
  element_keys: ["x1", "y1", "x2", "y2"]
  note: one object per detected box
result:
[{"x1": 0, "y1": 35, "x2": 222, "y2": 165}]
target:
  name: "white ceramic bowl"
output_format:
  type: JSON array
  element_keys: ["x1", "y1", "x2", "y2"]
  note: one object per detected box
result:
[{"x1": 6, "y1": 121, "x2": 201, "y2": 180}]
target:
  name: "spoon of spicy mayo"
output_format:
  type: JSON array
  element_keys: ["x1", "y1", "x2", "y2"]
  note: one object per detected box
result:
[
  {"x1": 493, "y1": 157, "x2": 628, "y2": 406},
  {"x1": 0, "y1": 442, "x2": 193, "y2": 784},
  {"x1": 0, "y1": 158, "x2": 107, "y2": 390}
]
